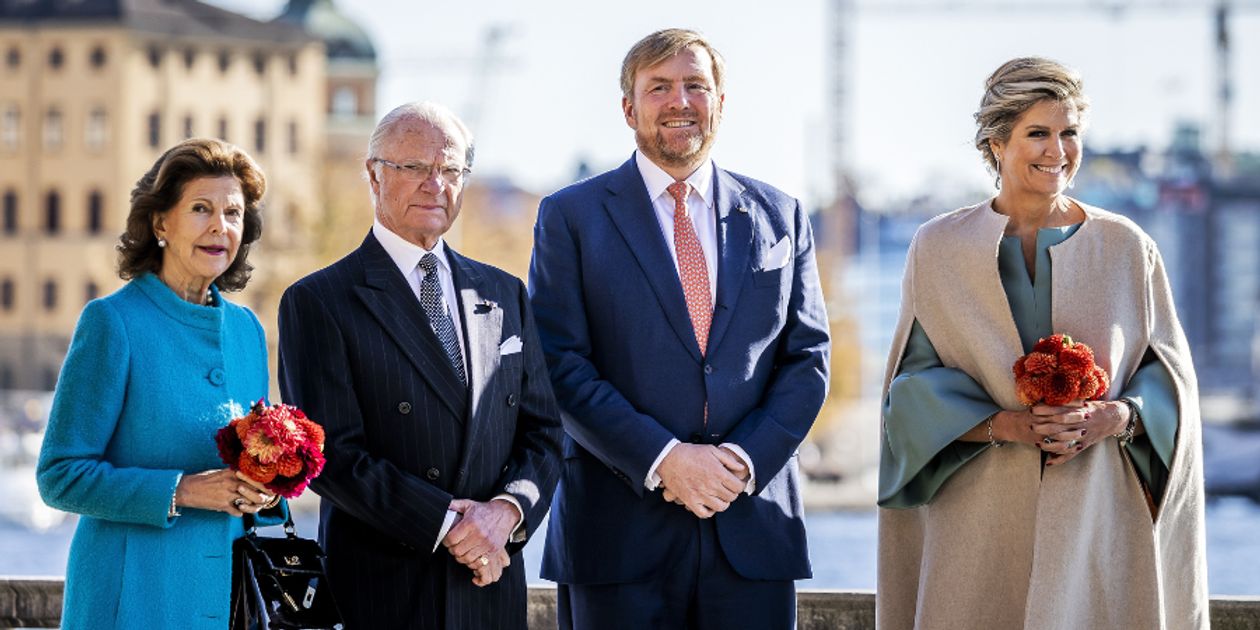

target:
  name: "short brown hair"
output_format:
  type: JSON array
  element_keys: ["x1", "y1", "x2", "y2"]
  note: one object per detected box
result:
[
  {"x1": 974, "y1": 57, "x2": 1090, "y2": 178},
  {"x1": 118, "y1": 138, "x2": 266, "y2": 292},
  {"x1": 620, "y1": 28, "x2": 725, "y2": 100}
]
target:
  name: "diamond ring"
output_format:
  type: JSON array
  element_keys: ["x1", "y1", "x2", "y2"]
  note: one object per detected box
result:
[{"x1": 478, "y1": 556, "x2": 489, "y2": 567}]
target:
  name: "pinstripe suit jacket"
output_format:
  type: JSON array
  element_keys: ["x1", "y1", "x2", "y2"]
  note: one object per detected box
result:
[{"x1": 278, "y1": 232, "x2": 562, "y2": 630}]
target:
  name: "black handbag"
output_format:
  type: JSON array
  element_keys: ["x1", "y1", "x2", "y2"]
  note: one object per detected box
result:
[{"x1": 230, "y1": 513, "x2": 345, "y2": 630}]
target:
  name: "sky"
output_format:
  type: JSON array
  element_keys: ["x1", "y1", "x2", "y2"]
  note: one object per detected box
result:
[{"x1": 212, "y1": 0, "x2": 1260, "y2": 208}]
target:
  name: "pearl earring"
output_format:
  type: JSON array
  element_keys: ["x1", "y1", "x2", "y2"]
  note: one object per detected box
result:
[{"x1": 157, "y1": 237, "x2": 167, "y2": 248}]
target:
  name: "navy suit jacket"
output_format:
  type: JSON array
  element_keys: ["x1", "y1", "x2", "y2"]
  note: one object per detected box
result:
[
  {"x1": 529, "y1": 156, "x2": 831, "y2": 585},
  {"x1": 278, "y1": 233, "x2": 562, "y2": 629}
]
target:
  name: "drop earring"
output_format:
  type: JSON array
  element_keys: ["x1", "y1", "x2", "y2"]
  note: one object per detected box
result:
[{"x1": 993, "y1": 156, "x2": 1002, "y2": 190}]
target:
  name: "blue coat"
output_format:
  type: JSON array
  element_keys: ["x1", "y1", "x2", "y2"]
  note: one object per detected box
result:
[
  {"x1": 37, "y1": 273, "x2": 273, "y2": 629},
  {"x1": 529, "y1": 156, "x2": 831, "y2": 585}
]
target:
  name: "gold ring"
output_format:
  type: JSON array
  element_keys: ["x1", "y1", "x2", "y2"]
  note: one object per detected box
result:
[{"x1": 478, "y1": 556, "x2": 489, "y2": 567}]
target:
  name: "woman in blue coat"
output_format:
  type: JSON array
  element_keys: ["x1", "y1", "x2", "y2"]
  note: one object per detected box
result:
[{"x1": 37, "y1": 138, "x2": 283, "y2": 629}]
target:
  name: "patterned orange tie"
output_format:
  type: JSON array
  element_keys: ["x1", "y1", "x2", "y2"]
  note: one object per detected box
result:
[{"x1": 667, "y1": 181, "x2": 712, "y2": 355}]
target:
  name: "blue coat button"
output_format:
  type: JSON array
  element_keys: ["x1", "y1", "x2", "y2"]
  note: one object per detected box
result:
[{"x1": 207, "y1": 367, "x2": 225, "y2": 386}]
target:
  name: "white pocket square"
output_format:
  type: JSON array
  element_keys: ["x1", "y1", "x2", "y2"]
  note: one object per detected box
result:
[
  {"x1": 499, "y1": 335, "x2": 523, "y2": 355},
  {"x1": 762, "y1": 236, "x2": 791, "y2": 271}
]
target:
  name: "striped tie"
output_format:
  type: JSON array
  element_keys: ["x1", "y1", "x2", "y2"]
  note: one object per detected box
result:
[
  {"x1": 667, "y1": 181, "x2": 712, "y2": 354},
  {"x1": 418, "y1": 253, "x2": 467, "y2": 386}
]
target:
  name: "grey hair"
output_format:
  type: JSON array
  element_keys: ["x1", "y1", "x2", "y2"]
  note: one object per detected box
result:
[
  {"x1": 366, "y1": 101, "x2": 475, "y2": 169},
  {"x1": 974, "y1": 57, "x2": 1089, "y2": 178}
]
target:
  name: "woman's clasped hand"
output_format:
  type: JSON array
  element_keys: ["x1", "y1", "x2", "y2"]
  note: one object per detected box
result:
[{"x1": 175, "y1": 469, "x2": 279, "y2": 516}]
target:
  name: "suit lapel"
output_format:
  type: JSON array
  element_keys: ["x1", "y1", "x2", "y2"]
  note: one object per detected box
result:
[
  {"x1": 447, "y1": 248, "x2": 503, "y2": 491},
  {"x1": 603, "y1": 157, "x2": 704, "y2": 363},
  {"x1": 351, "y1": 233, "x2": 468, "y2": 420},
  {"x1": 708, "y1": 167, "x2": 753, "y2": 353}
]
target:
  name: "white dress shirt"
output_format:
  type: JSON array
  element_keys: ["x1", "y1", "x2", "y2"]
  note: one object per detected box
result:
[
  {"x1": 372, "y1": 220, "x2": 525, "y2": 551},
  {"x1": 632, "y1": 153, "x2": 757, "y2": 495}
]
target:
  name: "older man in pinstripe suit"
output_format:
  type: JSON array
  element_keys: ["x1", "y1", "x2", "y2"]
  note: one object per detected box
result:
[{"x1": 278, "y1": 102, "x2": 563, "y2": 630}]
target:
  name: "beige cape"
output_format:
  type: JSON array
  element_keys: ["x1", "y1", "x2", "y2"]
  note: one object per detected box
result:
[{"x1": 876, "y1": 200, "x2": 1208, "y2": 630}]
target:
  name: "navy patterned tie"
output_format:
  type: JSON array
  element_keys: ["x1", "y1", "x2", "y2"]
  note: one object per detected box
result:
[{"x1": 418, "y1": 253, "x2": 467, "y2": 386}]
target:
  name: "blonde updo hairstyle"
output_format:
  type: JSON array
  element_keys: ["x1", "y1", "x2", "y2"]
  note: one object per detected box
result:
[{"x1": 974, "y1": 57, "x2": 1090, "y2": 188}]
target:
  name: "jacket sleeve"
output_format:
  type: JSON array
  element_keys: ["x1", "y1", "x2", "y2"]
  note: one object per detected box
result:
[
  {"x1": 278, "y1": 281, "x2": 453, "y2": 551},
  {"x1": 493, "y1": 278, "x2": 564, "y2": 550},
  {"x1": 722, "y1": 198, "x2": 832, "y2": 495},
  {"x1": 36, "y1": 300, "x2": 183, "y2": 528},
  {"x1": 528, "y1": 195, "x2": 678, "y2": 495}
]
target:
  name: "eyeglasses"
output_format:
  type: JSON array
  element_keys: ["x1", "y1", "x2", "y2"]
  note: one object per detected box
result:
[{"x1": 372, "y1": 158, "x2": 470, "y2": 185}]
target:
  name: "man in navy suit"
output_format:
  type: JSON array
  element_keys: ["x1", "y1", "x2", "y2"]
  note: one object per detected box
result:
[
  {"x1": 529, "y1": 29, "x2": 831, "y2": 630},
  {"x1": 278, "y1": 102, "x2": 562, "y2": 629}
]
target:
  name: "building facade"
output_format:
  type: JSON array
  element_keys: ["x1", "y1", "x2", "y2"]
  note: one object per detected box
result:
[{"x1": 0, "y1": 0, "x2": 327, "y2": 391}]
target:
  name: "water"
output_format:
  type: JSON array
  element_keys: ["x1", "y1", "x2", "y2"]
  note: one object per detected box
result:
[{"x1": 9, "y1": 498, "x2": 1259, "y2": 595}]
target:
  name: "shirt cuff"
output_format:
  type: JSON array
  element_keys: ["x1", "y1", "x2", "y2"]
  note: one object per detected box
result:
[
  {"x1": 491, "y1": 494, "x2": 526, "y2": 543},
  {"x1": 433, "y1": 508, "x2": 458, "y2": 553},
  {"x1": 645, "y1": 438, "x2": 681, "y2": 490},
  {"x1": 720, "y1": 443, "x2": 756, "y2": 494}
]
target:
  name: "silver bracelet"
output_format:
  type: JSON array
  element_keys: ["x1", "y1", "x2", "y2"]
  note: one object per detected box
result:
[
  {"x1": 987, "y1": 414, "x2": 1005, "y2": 447},
  {"x1": 168, "y1": 492, "x2": 181, "y2": 518},
  {"x1": 1113, "y1": 400, "x2": 1139, "y2": 445}
]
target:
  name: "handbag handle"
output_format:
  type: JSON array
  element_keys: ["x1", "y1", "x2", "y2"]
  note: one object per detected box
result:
[{"x1": 242, "y1": 507, "x2": 299, "y2": 539}]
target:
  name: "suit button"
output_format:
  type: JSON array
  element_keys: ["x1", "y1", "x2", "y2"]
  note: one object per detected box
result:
[
  {"x1": 398, "y1": 401, "x2": 412, "y2": 414},
  {"x1": 704, "y1": 364, "x2": 714, "y2": 375},
  {"x1": 426, "y1": 467, "x2": 440, "y2": 481},
  {"x1": 506, "y1": 393, "x2": 517, "y2": 407}
]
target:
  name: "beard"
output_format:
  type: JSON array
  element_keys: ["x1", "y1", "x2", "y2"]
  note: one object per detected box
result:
[{"x1": 635, "y1": 116, "x2": 719, "y2": 170}]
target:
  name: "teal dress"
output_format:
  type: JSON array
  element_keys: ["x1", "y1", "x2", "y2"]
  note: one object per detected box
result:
[
  {"x1": 37, "y1": 273, "x2": 285, "y2": 629},
  {"x1": 879, "y1": 225, "x2": 1178, "y2": 508}
]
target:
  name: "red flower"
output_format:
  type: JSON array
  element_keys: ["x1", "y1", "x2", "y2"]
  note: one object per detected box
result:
[
  {"x1": 1022, "y1": 352, "x2": 1057, "y2": 376},
  {"x1": 1017, "y1": 375, "x2": 1048, "y2": 407},
  {"x1": 1033, "y1": 334, "x2": 1070, "y2": 355},
  {"x1": 215, "y1": 401, "x2": 325, "y2": 498},
  {"x1": 1012, "y1": 334, "x2": 1105, "y2": 407},
  {"x1": 1043, "y1": 371, "x2": 1081, "y2": 406},
  {"x1": 1058, "y1": 345, "x2": 1095, "y2": 378}
]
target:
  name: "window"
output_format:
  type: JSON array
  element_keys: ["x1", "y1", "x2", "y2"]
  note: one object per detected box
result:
[
  {"x1": 87, "y1": 190, "x2": 103, "y2": 234},
  {"x1": 89, "y1": 45, "x2": 106, "y2": 69},
  {"x1": 43, "y1": 107, "x2": 63, "y2": 150},
  {"x1": 86, "y1": 107, "x2": 108, "y2": 151},
  {"x1": 254, "y1": 117, "x2": 265, "y2": 153},
  {"x1": 0, "y1": 278, "x2": 12, "y2": 311},
  {"x1": 252, "y1": 53, "x2": 266, "y2": 76},
  {"x1": 85, "y1": 280, "x2": 99, "y2": 303},
  {"x1": 183, "y1": 114, "x2": 194, "y2": 139},
  {"x1": 4, "y1": 47, "x2": 17, "y2": 69},
  {"x1": 148, "y1": 111, "x2": 161, "y2": 148},
  {"x1": 1, "y1": 105, "x2": 18, "y2": 150},
  {"x1": 48, "y1": 47, "x2": 63, "y2": 70},
  {"x1": 2, "y1": 190, "x2": 14, "y2": 234},
  {"x1": 218, "y1": 117, "x2": 228, "y2": 142},
  {"x1": 45, "y1": 190, "x2": 60, "y2": 234},
  {"x1": 332, "y1": 86, "x2": 357, "y2": 118},
  {"x1": 147, "y1": 46, "x2": 162, "y2": 69},
  {"x1": 42, "y1": 278, "x2": 56, "y2": 312},
  {"x1": 287, "y1": 53, "x2": 298, "y2": 76},
  {"x1": 217, "y1": 50, "x2": 231, "y2": 73},
  {"x1": 287, "y1": 120, "x2": 298, "y2": 155},
  {"x1": 183, "y1": 48, "x2": 196, "y2": 70}
]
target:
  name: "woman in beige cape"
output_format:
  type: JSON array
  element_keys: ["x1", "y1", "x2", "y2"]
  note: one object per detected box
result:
[{"x1": 877, "y1": 57, "x2": 1208, "y2": 630}]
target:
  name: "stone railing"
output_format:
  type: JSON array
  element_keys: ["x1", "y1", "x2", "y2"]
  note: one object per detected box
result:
[{"x1": 4, "y1": 579, "x2": 1258, "y2": 628}]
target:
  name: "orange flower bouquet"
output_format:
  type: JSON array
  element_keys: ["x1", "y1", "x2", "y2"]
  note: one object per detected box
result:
[
  {"x1": 215, "y1": 400, "x2": 326, "y2": 498},
  {"x1": 1012, "y1": 334, "x2": 1110, "y2": 406}
]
